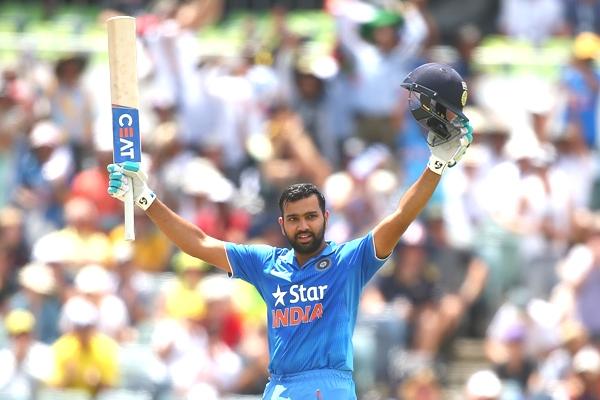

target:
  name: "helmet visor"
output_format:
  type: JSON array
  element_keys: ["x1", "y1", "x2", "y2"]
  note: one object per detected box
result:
[{"x1": 407, "y1": 89, "x2": 464, "y2": 147}]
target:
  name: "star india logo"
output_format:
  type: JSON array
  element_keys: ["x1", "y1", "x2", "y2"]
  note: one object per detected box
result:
[{"x1": 270, "y1": 283, "x2": 328, "y2": 328}]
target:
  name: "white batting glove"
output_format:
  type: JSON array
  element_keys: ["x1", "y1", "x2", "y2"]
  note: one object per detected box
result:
[
  {"x1": 107, "y1": 161, "x2": 156, "y2": 210},
  {"x1": 427, "y1": 121, "x2": 474, "y2": 175}
]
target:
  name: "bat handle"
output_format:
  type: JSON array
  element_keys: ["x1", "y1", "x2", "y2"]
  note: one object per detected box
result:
[{"x1": 124, "y1": 176, "x2": 135, "y2": 241}]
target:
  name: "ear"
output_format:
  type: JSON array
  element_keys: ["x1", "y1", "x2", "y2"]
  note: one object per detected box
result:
[{"x1": 278, "y1": 216, "x2": 285, "y2": 235}]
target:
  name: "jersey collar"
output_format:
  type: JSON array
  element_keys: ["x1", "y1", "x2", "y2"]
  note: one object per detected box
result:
[{"x1": 281, "y1": 241, "x2": 336, "y2": 268}]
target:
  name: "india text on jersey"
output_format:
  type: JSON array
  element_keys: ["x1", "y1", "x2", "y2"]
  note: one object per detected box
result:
[{"x1": 271, "y1": 284, "x2": 328, "y2": 328}]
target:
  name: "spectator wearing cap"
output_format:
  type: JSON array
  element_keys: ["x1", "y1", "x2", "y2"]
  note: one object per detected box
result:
[
  {"x1": 47, "y1": 54, "x2": 93, "y2": 171},
  {"x1": 180, "y1": 157, "x2": 251, "y2": 244},
  {"x1": 0, "y1": 309, "x2": 53, "y2": 399},
  {"x1": 491, "y1": 321, "x2": 537, "y2": 397},
  {"x1": 156, "y1": 250, "x2": 211, "y2": 321},
  {"x1": 9, "y1": 262, "x2": 61, "y2": 344},
  {"x1": 12, "y1": 120, "x2": 75, "y2": 239},
  {"x1": 72, "y1": 264, "x2": 130, "y2": 342},
  {"x1": 333, "y1": 1, "x2": 429, "y2": 150},
  {"x1": 50, "y1": 296, "x2": 119, "y2": 396}
]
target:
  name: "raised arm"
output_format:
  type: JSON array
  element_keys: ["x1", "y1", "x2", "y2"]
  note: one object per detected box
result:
[
  {"x1": 107, "y1": 161, "x2": 231, "y2": 273},
  {"x1": 373, "y1": 127, "x2": 472, "y2": 259}
]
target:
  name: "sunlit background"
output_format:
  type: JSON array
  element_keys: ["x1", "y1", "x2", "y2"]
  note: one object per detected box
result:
[{"x1": 1, "y1": 0, "x2": 600, "y2": 399}]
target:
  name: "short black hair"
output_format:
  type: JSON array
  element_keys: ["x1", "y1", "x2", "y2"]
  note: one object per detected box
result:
[{"x1": 278, "y1": 183, "x2": 326, "y2": 216}]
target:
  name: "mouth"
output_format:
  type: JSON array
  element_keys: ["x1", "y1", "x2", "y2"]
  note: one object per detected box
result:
[{"x1": 296, "y1": 233, "x2": 313, "y2": 244}]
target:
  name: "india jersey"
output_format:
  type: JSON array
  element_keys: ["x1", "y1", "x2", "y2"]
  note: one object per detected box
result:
[{"x1": 226, "y1": 232, "x2": 387, "y2": 376}]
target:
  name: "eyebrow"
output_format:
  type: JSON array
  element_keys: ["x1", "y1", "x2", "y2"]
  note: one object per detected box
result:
[{"x1": 285, "y1": 211, "x2": 320, "y2": 218}]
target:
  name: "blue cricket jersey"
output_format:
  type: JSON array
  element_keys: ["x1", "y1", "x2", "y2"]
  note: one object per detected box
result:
[{"x1": 225, "y1": 232, "x2": 388, "y2": 376}]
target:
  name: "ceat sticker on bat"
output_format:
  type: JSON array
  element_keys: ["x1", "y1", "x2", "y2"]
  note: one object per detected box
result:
[{"x1": 112, "y1": 106, "x2": 141, "y2": 163}]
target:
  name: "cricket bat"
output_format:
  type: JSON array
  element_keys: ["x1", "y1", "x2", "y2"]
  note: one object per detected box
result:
[{"x1": 107, "y1": 16, "x2": 142, "y2": 241}]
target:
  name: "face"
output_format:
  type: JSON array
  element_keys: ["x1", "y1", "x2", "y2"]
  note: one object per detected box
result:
[{"x1": 279, "y1": 195, "x2": 328, "y2": 255}]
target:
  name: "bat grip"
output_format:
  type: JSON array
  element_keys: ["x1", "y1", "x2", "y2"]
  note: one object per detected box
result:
[{"x1": 124, "y1": 176, "x2": 135, "y2": 240}]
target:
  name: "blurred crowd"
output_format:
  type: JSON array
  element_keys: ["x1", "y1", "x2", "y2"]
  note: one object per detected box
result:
[{"x1": 3, "y1": 0, "x2": 600, "y2": 399}]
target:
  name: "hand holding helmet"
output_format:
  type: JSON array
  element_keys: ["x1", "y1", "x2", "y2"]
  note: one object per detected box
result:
[
  {"x1": 401, "y1": 63, "x2": 473, "y2": 174},
  {"x1": 427, "y1": 121, "x2": 473, "y2": 175}
]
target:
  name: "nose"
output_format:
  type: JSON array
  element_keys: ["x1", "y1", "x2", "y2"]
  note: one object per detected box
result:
[{"x1": 298, "y1": 218, "x2": 310, "y2": 231}]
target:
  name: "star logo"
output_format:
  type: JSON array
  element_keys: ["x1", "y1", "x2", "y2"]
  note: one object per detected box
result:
[{"x1": 272, "y1": 285, "x2": 287, "y2": 307}]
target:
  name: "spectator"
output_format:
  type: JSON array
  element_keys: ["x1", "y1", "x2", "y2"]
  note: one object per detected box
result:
[
  {"x1": 560, "y1": 31, "x2": 600, "y2": 151},
  {"x1": 157, "y1": 250, "x2": 210, "y2": 321},
  {"x1": 0, "y1": 206, "x2": 29, "y2": 271},
  {"x1": 50, "y1": 296, "x2": 119, "y2": 396},
  {"x1": 35, "y1": 196, "x2": 112, "y2": 274},
  {"x1": 47, "y1": 54, "x2": 93, "y2": 171},
  {"x1": 111, "y1": 242, "x2": 155, "y2": 327},
  {"x1": 257, "y1": 105, "x2": 333, "y2": 190},
  {"x1": 335, "y1": 2, "x2": 428, "y2": 150},
  {"x1": 491, "y1": 322, "x2": 537, "y2": 396},
  {"x1": 424, "y1": 208, "x2": 489, "y2": 337},
  {"x1": 13, "y1": 120, "x2": 74, "y2": 240},
  {"x1": 180, "y1": 157, "x2": 251, "y2": 243},
  {"x1": 109, "y1": 207, "x2": 173, "y2": 273},
  {"x1": 553, "y1": 225, "x2": 600, "y2": 342},
  {"x1": 69, "y1": 127, "x2": 123, "y2": 232},
  {"x1": 274, "y1": 43, "x2": 342, "y2": 167},
  {"x1": 0, "y1": 67, "x2": 34, "y2": 208},
  {"x1": 0, "y1": 309, "x2": 53, "y2": 399},
  {"x1": 9, "y1": 262, "x2": 61, "y2": 344},
  {"x1": 571, "y1": 346, "x2": 600, "y2": 399},
  {"x1": 71, "y1": 264, "x2": 130, "y2": 342}
]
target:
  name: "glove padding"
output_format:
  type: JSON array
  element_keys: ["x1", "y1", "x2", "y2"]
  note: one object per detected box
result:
[
  {"x1": 107, "y1": 161, "x2": 156, "y2": 210},
  {"x1": 427, "y1": 121, "x2": 473, "y2": 175}
]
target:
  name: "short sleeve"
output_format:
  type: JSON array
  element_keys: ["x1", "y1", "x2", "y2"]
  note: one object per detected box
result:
[
  {"x1": 225, "y1": 243, "x2": 274, "y2": 286},
  {"x1": 344, "y1": 231, "x2": 389, "y2": 287}
]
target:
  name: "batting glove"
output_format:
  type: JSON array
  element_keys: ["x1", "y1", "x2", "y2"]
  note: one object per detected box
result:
[
  {"x1": 427, "y1": 121, "x2": 473, "y2": 175},
  {"x1": 107, "y1": 161, "x2": 156, "y2": 210}
]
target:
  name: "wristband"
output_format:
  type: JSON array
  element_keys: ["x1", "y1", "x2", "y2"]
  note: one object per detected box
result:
[
  {"x1": 135, "y1": 187, "x2": 157, "y2": 211},
  {"x1": 427, "y1": 154, "x2": 448, "y2": 175}
]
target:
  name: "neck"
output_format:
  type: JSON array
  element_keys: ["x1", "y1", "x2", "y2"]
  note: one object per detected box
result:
[{"x1": 295, "y1": 242, "x2": 327, "y2": 267}]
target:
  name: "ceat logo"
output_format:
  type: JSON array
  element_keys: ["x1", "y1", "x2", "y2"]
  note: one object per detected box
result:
[{"x1": 271, "y1": 284, "x2": 327, "y2": 328}]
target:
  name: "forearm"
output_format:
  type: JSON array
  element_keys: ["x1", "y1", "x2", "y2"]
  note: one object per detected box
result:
[
  {"x1": 145, "y1": 198, "x2": 230, "y2": 272},
  {"x1": 373, "y1": 168, "x2": 440, "y2": 257}
]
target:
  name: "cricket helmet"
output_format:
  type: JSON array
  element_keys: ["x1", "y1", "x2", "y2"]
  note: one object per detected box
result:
[{"x1": 401, "y1": 63, "x2": 469, "y2": 146}]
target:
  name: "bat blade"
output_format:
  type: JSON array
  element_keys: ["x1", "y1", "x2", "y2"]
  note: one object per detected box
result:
[{"x1": 107, "y1": 16, "x2": 141, "y2": 241}]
